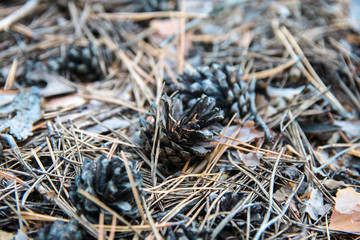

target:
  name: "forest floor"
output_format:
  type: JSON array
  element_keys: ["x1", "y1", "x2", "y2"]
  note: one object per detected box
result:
[{"x1": 1, "y1": 0, "x2": 360, "y2": 239}]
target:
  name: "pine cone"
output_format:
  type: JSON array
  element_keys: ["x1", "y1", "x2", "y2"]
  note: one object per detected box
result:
[
  {"x1": 166, "y1": 63, "x2": 272, "y2": 139},
  {"x1": 70, "y1": 155, "x2": 143, "y2": 223},
  {"x1": 37, "y1": 220, "x2": 87, "y2": 240},
  {"x1": 65, "y1": 44, "x2": 104, "y2": 82},
  {"x1": 140, "y1": 94, "x2": 224, "y2": 169}
]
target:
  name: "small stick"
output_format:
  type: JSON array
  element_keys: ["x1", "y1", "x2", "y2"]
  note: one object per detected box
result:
[
  {"x1": 4, "y1": 59, "x2": 18, "y2": 90},
  {"x1": 92, "y1": 11, "x2": 208, "y2": 21},
  {"x1": 253, "y1": 148, "x2": 284, "y2": 240},
  {"x1": 315, "y1": 142, "x2": 360, "y2": 173},
  {"x1": 242, "y1": 58, "x2": 299, "y2": 80},
  {"x1": 178, "y1": 0, "x2": 187, "y2": 74},
  {"x1": 142, "y1": 196, "x2": 162, "y2": 240},
  {"x1": 249, "y1": 78, "x2": 272, "y2": 140},
  {"x1": 0, "y1": 0, "x2": 40, "y2": 32}
]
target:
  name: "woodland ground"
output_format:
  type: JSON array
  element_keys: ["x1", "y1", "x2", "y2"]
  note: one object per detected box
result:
[{"x1": 0, "y1": 0, "x2": 360, "y2": 239}]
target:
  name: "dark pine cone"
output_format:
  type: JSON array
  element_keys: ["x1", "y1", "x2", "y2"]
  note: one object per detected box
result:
[
  {"x1": 37, "y1": 220, "x2": 87, "y2": 240},
  {"x1": 70, "y1": 155, "x2": 143, "y2": 223},
  {"x1": 166, "y1": 63, "x2": 272, "y2": 139},
  {"x1": 65, "y1": 44, "x2": 104, "y2": 82},
  {"x1": 140, "y1": 94, "x2": 224, "y2": 169}
]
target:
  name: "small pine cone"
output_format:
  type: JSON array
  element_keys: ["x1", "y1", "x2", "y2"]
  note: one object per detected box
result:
[
  {"x1": 166, "y1": 63, "x2": 272, "y2": 139},
  {"x1": 65, "y1": 44, "x2": 103, "y2": 82},
  {"x1": 37, "y1": 220, "x2": 87, "y2": 240},
  {"x1": 140, "y1": 94, "x2": 224, "y2": 169},
  {"x1": 70, "y1": 155, "x2": 143, "y2": 223}
]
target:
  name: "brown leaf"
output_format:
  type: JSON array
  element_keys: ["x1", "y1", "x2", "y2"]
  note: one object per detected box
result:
[
  {"x1": 236, "y1": 121, "x2": 265, "y2": 143},
  {"x1": 330, "y1": 187, "x2": 360, "y2": 233},
  {"x1": 303, "y1": 188, "x2": 327, "y2": 220},
  {"x1": 239, "y1": 152, "x2": 260, "y2": 168},
  {"x1": 274, "y1": 183, "x2": 293, "y2": 202}
]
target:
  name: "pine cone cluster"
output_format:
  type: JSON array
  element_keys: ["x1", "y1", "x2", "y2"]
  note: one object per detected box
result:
[
  {"x1": 37, "y1": 220, "x2": 87, "y2": 240},
  {"x1": 70, "y1": 155, "x2": 143, "y2": 223},
  {"x1": 166, "y1": 63, "x2": 271, "y2": 139},
  {"x1": 140, "y1": 94, "x2": 224, "y2": 169}
]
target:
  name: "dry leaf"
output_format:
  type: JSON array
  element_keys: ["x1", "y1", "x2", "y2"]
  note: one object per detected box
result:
[
  {"x1": 0, "y1": 87, "x2": 41, "y2": 140},
  {"x1": 330, "y1": 187, "x2": 360, "y2": 233},
  {"x1": 334, "y1": 120, "x2": 360, "y2": 139},
  {"x1": 314, "y1": 150, "x2": 340, "y2": 170},
  {"x1": 303, "y1": 188, "x2": 327, "y2": 220},
  {"x1": 0, "y1": 94, "x2": 16, "y2": 107},
  {"x1": 323, "y1": 179, "x2": 344, "y2": 190},
  {"x1": 42, "y1": 94, "x2": 86, "y2": 111},
  {"x1": 239, "y1": 152, "x2": 260, "y2": 168},
  {"x1": 274, "y1": 183, "x2": 293, "y2": 202},
  {"x1": 25, "y1": 69, "x2": 75, "y2": 97},
  {"x1": 236, "y1": 121, "x2": 265, "y2": 142}
]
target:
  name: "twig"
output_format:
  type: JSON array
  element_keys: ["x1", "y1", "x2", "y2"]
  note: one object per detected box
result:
[
  {"x1": 178, "y1": 0, "x2": 186, "y2": 74},
  {"x1": 253, "y1": 175, "x2": 305, "y2": 240},
  {"x1": 210, "y1": 193, "x2": 253, "y2": 240},
  {"x1": 4, "y1": 59, "x2": 18, "y2": 90},
  {"x1": 253, "y1": 148, "x2": 284, "y2": 240},
  {"x1": 0, "y1": 0, "x2": 40, "y2": 32},
  {"x1": 249, "y1": 78, "x2": 272, "y2": 140},
  {"x1": 92, "y1": 11, "x2": 208, "y2": 21},
  {"x1": 315, "y1": 142, "x2": 360, "y2": 173},
  {"x1": 242, "y1": 58, "x2": 299, "y2": 80}
]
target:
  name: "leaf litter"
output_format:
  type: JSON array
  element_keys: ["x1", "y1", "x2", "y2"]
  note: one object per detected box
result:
[{"x1": 0, "y1": 0, "x2": 360, "y2": 239}]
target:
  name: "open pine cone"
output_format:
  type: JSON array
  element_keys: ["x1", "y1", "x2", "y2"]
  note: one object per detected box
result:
[
  {"x1": 140, "y1": 94, "x2": 224, "y2": 169},
  {"x1": 70, "y1": 155, "x2": 143, "y2": 223},
  {"x1": 166, "y1": 63, "x2": 272, "y2": 139}
]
